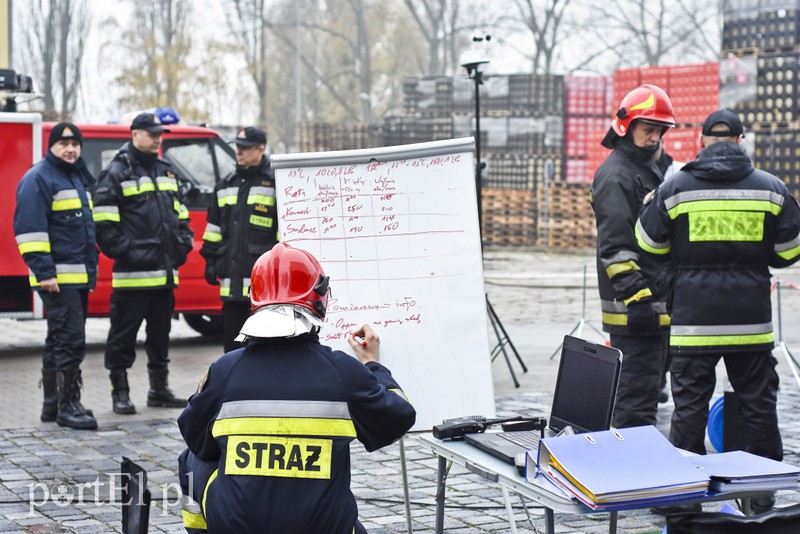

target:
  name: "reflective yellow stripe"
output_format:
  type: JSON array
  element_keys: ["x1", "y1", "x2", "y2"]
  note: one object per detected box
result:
[
  {"x1": 174, "y1": 200, "x2": 190, "y2": 220},
  {"x1": 606, "y1": 260, "x2": 639, "y2": 279},
  {"x1": 182, "y1": 510, "x2": 207, "y2": 529},
  {"x1": 92, "y1": 211, "x2": 120, "y2": 222},
  {"x1": 201, "y1": 468, "x2": 218, "y2": 521},
  {"x1": 668, "y1": 199, "x2": 782, "y2": 219},
  {"x1": 635, "y1": 224, "x2": 670, "y2": 255},
  {"x1": 247, "y1": 194, "x2": 276, "y2": 206},
  {"x1": 623, "y1": 288, "x2": 652, "y2": 306},
  {"x1": 688, "y1": 211, "x2": 764, "y2": 242},
  {"x1": 51, "y1": 198, "x2": 82, "y2": 211},
  {"x1": 778, "y1": 244, "x2": 800, "y2": 260},
  {"x1": 122, "y1": 182, "x2": 156, "y2": 196},
  {"x1": 249, "y1": 214, "x2": 273, "y2": 228},
  {"x1": 158, "y1": 181, "x2": 179, "y2": 192},
  {"x1": 112, "y1": 276, "x2": 168, "y2": 288},
  {"x1": 220, "y1": 286, "x2": 231, "y2": 297},
  {"x1": 217, "y1": 195, "x2": 237, "y2": 207},
  {"x1": 18, "y1": 241, "x2": 51, "y2": 254},
  {"x1": 29, "y1": 272, "x2": 90, "y2": 286},
  {"x1": 211, "y1": 417, "x2": 357, "y2": 438},
  {"x1": 603, "y1": 312, "x2": 670, "y2": 327},
  {"x1": 671, "y1": 332, "x2": 774, "y2": 347},
  {"x1": 203, "y1": 231, "x2": 222, "y2": 242}
]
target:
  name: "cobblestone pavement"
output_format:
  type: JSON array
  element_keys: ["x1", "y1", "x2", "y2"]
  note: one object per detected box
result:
[{"x1": 1, "y1": 249, "x2": 800, "y2": 533}]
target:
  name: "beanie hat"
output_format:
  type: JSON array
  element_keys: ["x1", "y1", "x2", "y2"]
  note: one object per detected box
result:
[{"x1": 49, "y1": 122, "x2": 83, "y2": 148}]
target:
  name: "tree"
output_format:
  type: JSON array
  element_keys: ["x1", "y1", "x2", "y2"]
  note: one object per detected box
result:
[
  {"x1": 225, "y1": 0, "x2": 269, "y2": 127},
  {"x1": 112, "y1": 0, "x2": 195, "y2": 113},
  {"x1": 507, "y1": 0, "x2": 574, "y2": 75},
  {"x1": 571, "y1": 0, "x2": 720, "y2": 71},
  {"x1": 15, "y1": 0, "x2": 91, "y2": 117}
]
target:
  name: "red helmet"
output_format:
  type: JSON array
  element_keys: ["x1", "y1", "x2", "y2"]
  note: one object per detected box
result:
[
  {"x1": 250, "y1": 243, "x2": 330, "y2": 318},
  {"x1": 611, "y1": 84, "x2": 676, "y2": 136}
]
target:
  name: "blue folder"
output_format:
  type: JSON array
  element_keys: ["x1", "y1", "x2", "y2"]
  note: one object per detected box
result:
[
  {"x1": 536, "y1": 425, "x2": 708, "y2": 505},
  {"x1": 690, "y1": 450, "x2": 800, "y2": 492}
]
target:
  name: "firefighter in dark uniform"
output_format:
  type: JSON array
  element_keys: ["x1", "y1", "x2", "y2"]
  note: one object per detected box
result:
[
  {"x1": 178, "y1": 243, "x2": 416, "y2": 533},
  {"x1": 638, "y1": 110, "x2": 800, "y2": 514},
  {"x1": 200, "y1": 126, "x2": 277, "y2": 353},
  {"x1": 14, "y1": 123, "x2": 97, "y2": 430},
  {"x1": 590, "y1": 84, "x2": 676, "y2": 428},
  {"x1": 93, "y1": 112, "x2": 193, "y2": 414}
]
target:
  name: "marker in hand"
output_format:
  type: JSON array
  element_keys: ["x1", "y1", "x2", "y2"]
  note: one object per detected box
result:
[{"x1": 350, "y1": 333, "x2": 367, "y2": 347}]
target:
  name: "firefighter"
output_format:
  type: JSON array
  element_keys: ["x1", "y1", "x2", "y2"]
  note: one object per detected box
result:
[
  {"x1": 13, "y1": 122, "x2": 97, "y2": 429},
  {"x1": 93, "y1": 112, "x2": 193, "y2": 414},
  {"x1": 590, "y1": 84, "x2": 675, "y2": 428},
  {"x1": 200, "y1": 126, "x2": 277, "y2": 353},
  {"x1": 177, "y1": 243, "x2": 416, "y2": 533},
  {"x1": 638, "y1": 110, "x2": 800, "y2": 514}
]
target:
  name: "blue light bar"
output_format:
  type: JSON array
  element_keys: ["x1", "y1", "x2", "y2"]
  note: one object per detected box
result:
[{"x1": 154, "y1": 106, "x2": 180, "y2": 125}]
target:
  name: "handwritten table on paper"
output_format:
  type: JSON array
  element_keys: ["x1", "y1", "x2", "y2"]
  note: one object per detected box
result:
[{"x1": 272, "y1": 138, "x2": 496, "y2": 429}]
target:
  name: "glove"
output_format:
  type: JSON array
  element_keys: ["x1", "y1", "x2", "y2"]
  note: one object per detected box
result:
[
  {"x1": 626, "y1": 299, "x2": 659, "y2": 334},
  {"x1": 204, "y1": 265, "x2": 219, "y2": 286}
]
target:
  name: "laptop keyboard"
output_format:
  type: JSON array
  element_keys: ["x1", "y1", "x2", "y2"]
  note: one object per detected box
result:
[{"x1": 498, "y1": 430, "x2": 542, "y2": 451}]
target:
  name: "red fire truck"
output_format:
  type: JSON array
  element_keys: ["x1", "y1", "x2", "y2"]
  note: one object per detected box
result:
[{"x1": 0, "y1": 111, "x2": 231, "y2": 335}]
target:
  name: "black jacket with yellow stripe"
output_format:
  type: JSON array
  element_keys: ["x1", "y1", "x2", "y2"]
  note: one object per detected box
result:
[
  {"x1": 637, "y1": 141, "x2": 800, "y2": 354},
  {"x1": 13, "y1": 152, "x2": 97, "y2": 290},
  {"x1": 177, "y1": 333, "x2": 416, "y2": 534},
  {"x1": 590, "y1": 137, "x2": 672, "y2": 334},
  {"x1": 199, "y1": 156, "x2": 277, "y2": 301},
  {"x1": 93, "y1": 143, "x2": 193, "y2": 290}
]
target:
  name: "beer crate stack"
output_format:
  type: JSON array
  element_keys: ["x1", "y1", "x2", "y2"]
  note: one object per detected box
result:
[
  {"x1": 721, "y1": 0, "x2": 800, "y2": 197},
  {"x1": 564, "y1": 75, "x2": 611, "y2": 184},
  {"x1": 298, "y1": 121, "x2": 333, "y2": 152}
]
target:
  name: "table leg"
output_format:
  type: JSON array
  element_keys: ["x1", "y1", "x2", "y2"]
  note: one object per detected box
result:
[
  {"x1": 545, "y1": 507, "x2": 555, "y2": 534},
  {"x1": 500, "y1": 486, "x2": 518, "y2": 534},
  {"x1": 435, "y1": 456, "x2": 450, "y2": 534}
]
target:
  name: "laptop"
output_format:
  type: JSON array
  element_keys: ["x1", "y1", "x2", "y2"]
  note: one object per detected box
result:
[{"x1": 465, "y1": 335, "x2": 622, "y2": 464}]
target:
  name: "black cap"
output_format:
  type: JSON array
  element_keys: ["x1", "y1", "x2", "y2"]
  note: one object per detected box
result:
[
  {"x1": 234, "y1": 126, "x2": 267, "y2": 147},
  {"x1": 48, "y1": 122, "x2": 83, "y2": 148},
  {"x1": 702, "y1": 109, "x2": 744, "y2": 137},
  {"x1": 130, "y1": 112, "x2": 170, "y2": 133}
]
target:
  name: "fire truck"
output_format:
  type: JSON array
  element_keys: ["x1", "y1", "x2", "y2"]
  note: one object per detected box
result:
[{"x1": 0, "y1": 110, "x2": 232, "y2": 335}]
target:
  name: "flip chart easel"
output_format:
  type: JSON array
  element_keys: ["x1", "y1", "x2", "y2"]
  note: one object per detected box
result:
[{"x1": 271, "y1": 137, "x2": 496, "y2": 430}]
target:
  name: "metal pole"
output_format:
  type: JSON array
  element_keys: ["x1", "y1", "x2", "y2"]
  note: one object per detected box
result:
[{"x1": 474, "y1": 70, "x2": 483, "y2": 239}]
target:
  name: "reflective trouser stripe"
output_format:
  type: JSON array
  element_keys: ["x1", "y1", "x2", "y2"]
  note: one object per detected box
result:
[
  {"x1": 112, "y1": 270, "x2": 178, "y2": 288},
  {"x1": 211, "y1": 417, "x2": 357, "y2": 438},
  {"x1": 602, "y1": 312, "x2": 671, "y2": 327}
]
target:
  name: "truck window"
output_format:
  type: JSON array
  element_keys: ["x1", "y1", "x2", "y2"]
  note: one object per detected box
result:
[
  {"x1": 162, "y1": 137, "x2": 236, "y2": 210},
  {"x1": 81, "y1": 139, "x2": 127, "y2": 181}
]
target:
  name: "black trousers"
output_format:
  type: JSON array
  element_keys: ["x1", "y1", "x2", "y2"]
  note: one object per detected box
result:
[
  {"x1": 39, "y1": 288, "x2": 89, "y2": 371},
  {"x1": 669, "y1": 350, "x2": 782, "y2": 461},
  {"x1": 104, "y1": 288, "x2": 174, "y2": 371},
  {"x1": 222, "y1": 300, "x2": 251, "y2": 353},
  {"x1": 610, "y1": 333, "x2": 668, "y2": 428}
]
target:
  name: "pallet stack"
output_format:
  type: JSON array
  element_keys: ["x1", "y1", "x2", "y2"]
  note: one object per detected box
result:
[{"x1": 564, "y1": 75, "x2": 611, "y2": 184}]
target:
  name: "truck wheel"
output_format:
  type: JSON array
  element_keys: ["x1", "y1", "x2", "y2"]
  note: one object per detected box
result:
[{"x1": 183, "y1": 313, "x2": 224, "y2": 337}]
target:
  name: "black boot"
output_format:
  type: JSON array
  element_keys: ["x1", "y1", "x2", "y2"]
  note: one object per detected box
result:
[
  {"x1": 110, "y1": 369, "x2": 136, "y2": 414},
  {"x1": 56, "y1": 367, "x2": 97, "y2": 430},
  {"x1": 40, "y1": 368, "x2": 58, "y2": 422},
  {"x1": 147, "y1": 368, "x2": 187, "y2": 408}
]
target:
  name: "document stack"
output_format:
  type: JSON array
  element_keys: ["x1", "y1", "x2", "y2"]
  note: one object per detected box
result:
[
  {"x1": 690, "y1": 450, "x2": 800, "y2": 493},
  {"x1": 532, "y1": 425, "x2": 709, "y2": 511}
]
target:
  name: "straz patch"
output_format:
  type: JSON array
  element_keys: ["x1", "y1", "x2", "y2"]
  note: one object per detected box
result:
[
  {"x1": 249, "y1": 214, "x2": 273, "y2": 227},
  {"x1": 225, "y1": 436, "x2": 332, "y2": 479},
  {"x1": 688, "y1": 211, "x2": 764, "y2": 242}
]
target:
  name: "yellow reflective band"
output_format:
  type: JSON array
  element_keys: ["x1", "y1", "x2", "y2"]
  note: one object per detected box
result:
[
  {"x1": 182, "y1": 510, "x2": 207, "y2": 529},
  {"x1": 93, "y1": 211, "x2": 120, "y2": 222},
  {"x1": 158, "y1": 181, "x2": 179, "y2": 192},
  {"x1": 89, "y1": 199, "x2": 93, "y2": 209},
  {"x1": 249, "y1": 214, "x2": 273, "y2": 228},
  {"x1": 174, "y1": 200, "x2": 190, "y2": 220},
  {"x1": 671, "y1": 332, "x2": 774, "y2": 347},
  {"x1": 389, "y1": 388, "x2": 411, "y2": 404},
  {"x1": 212, "y1": 417, "x2": 357, "y2": 438},
  {"x1": 689, "y1": 211, "x2": 764, "y2": 242},
  {"x1": 122, "y1": 182, "x2": 156, "y2": 197},
  {"x1": 668, "y1": 199, "x2": 782, "y2": 220},
  {"x1": 602, "y1": 312, "x2": 670, "y2": 327},
  {"x1": 203, "y1": 230, "x2": 222, "y2": 243},
  {"x1": 635, "y1": 224, "x2": 670, "y2": 255},
  {"x1": 629, "y1": 92, "x2": 654, "y2": 111},
  {"x1": 18, "y1": 241, "x2": 51, "y2": 254},
  {"x1": 606, "y1": 260, "x2": 640, "y2": 279},
  {"x1": 778, "y1": 244, "x2": 800, "y2": 260},
  {"x1": 202, "y1": 468, "x2": 218, "y2": 521},
  {"x1": 247, "y1": 194, "x2": 276, "y2": 206},
  {"x1": 112, "y1": 276, "x2": 168, "y2": 288},
  {"x1": 217, "y1": 195, "x2": 237, "y2": 207},
  {"x1": 51, "y1": 198, "x2": 82, "y2": 211},
  {"x1": 623, "y1": 288, "x2": 652, "y2": 306},
  {"x1": 29, "y1": 273, "x2": 89, "y2": 286},
  {"x1": 225, "y1": 436, "x2": 332, "y2": 479}
]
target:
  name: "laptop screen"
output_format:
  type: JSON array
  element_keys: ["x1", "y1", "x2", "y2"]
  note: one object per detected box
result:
[{"x1": 548, "y1": 335, "x2": 621, "y2": 434}]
